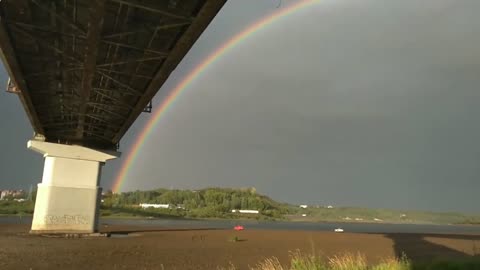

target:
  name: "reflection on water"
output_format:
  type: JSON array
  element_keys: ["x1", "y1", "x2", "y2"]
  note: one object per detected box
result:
[{"x1": 1, "y1": 216, "x2": 479, "y2": 235}]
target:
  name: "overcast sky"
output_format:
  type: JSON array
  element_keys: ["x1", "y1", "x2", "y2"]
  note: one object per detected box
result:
[{"x1": 1, "y1": 0, "x2": 480, "y2": 213}]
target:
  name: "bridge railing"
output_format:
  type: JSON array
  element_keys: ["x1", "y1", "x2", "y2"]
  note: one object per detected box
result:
[
  {"x1": 143, "y1": 100, "x2": 153, "y2": 113},
  {"x1": 6, "y1": 77, "x2": 19, "y2": 94}
]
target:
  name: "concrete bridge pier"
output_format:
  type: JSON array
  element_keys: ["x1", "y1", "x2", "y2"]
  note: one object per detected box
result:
[{"x1": 27, "y1": 140, "x2": 120, "y2": 234}]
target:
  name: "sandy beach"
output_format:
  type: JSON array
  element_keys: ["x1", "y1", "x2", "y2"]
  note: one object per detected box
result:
[{"x1": 1, "y1": 223, "x2": 480, "y2": 269}]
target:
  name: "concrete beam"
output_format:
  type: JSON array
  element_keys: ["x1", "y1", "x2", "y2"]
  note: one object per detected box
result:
[{"x1": 28, "y1": 140, "x2": 119, "y2": 162}]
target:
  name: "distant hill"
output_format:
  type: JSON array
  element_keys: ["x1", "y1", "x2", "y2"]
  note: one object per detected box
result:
[
  {"x1": 1, "y1": 187, "x2": 479, "y2": 225},
  {"x1": 287, "y1": 206, "x2": 480, "y2": 224},
  {"x1": 101, "y1": 188, "x2": 480, "y2": 224},
  {"x1": 101, "y1": 187, "x2": 294, "y2": 220}
]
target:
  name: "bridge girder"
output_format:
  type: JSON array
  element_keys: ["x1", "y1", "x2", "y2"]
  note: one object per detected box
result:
[{"x1": 0, "y1": 0, "x2": 226, "y2": 150}]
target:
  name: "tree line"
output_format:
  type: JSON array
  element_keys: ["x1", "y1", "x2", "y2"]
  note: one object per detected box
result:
[{"x1": 102, "y1": 187, "x2": 295, "y2": 219}]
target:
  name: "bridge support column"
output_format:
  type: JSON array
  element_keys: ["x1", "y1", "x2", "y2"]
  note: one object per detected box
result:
[{"x1": 27, "y1": 140, "x2": 120, "y2": 234}]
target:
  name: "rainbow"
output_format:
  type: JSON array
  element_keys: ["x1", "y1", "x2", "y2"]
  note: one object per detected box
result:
[{"x1": 112, "y1": 0, "x2": 319, "y2": 193}]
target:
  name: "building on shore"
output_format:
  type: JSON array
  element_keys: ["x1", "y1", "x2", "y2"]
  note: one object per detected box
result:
[
  {"x1": 0, "y1": 189, "x2": 25, "y2": 200},
  {"x1": 231, "y1": 209, "x2": 259, "y2": 214},
  {"x1": 139, "y1": 203, "x2": 171, "y2": 209}
]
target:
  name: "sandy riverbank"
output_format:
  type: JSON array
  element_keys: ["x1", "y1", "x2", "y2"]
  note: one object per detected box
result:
[{"x1": 1, "y1": 224, "x2": 479, "y2": 270}]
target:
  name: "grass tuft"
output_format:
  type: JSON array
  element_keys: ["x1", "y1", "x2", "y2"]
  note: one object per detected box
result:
[
  {"x1": 290, "y1": 250, "x2": 327, "y2": 270},
  {"x1": 371, "y1": 257, "x2": 410, "y2": 270},
  {"x1": 327, "y1": 253, "x2": 367, "y2": 270},
  {"x1": 225, "y1": 251, "x2": 480, "y2": 270},
  {"x1": 251, "y1": 257, "x2": 285, "y2": 270}
]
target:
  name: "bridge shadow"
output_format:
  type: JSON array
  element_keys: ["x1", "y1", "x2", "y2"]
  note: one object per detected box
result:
[{"x1": 381, "y1": 233, "x2": 480, "y2": 266}]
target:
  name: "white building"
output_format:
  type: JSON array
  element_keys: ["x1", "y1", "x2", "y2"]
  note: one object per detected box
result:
[
  {"x1": 0, "y1": 190, "x2": 24, "y2": 200},
  {"x1": 139, "y1": 203, "x2": 171, "y2": 209},
  {"x1": 299, "y1": 205, "x2": 308, "y2": 209},
  {"x1": 231, "y1": 209, "x2": 259, "y2": 214}
]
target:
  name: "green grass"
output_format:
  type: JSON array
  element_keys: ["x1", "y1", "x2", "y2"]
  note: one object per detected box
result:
[
  {"x1": 219, "y1": 251, "x2": 480, "y2": 270},
  {"x1": 0, "y1": 200, "x2": 34, "y2": 215},
  {"x1": 287, "y1": 206, "x2": 480, "y2": 225}
]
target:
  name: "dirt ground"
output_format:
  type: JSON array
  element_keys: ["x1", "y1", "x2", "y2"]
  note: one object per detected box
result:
[{"x1": 1, "y1": 224, "x2": 480, "y2": 270}]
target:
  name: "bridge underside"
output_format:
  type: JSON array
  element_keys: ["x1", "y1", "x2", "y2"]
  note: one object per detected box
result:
[
  {"x1": 0, "y1": 0, "x2": 225, "y2": 150},
  {"x1": 0, "y1": 0, "x2": 225, "y2": 233}
]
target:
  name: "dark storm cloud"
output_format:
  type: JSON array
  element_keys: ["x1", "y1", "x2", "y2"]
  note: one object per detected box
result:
[{"x1": 1, "y1": 0, "x2": 480, "y2": 213}]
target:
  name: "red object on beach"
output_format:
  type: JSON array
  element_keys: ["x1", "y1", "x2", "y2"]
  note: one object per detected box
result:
[{"x1": 234, "y1": 225, "x2": 244, "y2": 231}]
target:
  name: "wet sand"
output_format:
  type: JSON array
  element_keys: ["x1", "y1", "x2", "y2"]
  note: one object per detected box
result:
[{"x1": 1, "y1": 224, "x2": 479, "y2": 270}]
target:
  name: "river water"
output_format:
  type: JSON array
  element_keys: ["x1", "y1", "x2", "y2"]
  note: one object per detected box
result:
[{"x1": 2, "y1": 216, "x2": 480, "y2": 235}]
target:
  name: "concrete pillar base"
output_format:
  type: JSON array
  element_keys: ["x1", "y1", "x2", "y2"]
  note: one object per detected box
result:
[
  {"x1": 28, "y1": 140, "x2": 120, "y2": 234},
  {"x1": 31, "y1": 184, "x2": 102, "y2": 233}
]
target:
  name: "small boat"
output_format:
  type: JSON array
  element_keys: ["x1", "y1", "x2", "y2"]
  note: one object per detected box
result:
[
  {"x1": 334, "y1": 228, "x2": 344, "y2": 233},
  {"x1": 234, "y1": 225, "x2": 244, "y2": 231}
]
